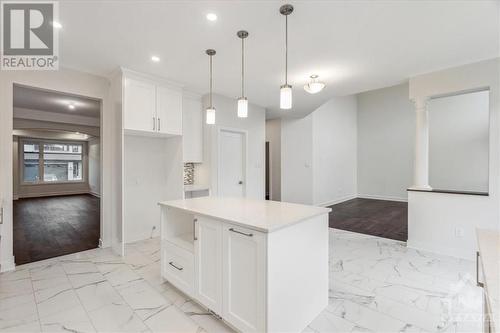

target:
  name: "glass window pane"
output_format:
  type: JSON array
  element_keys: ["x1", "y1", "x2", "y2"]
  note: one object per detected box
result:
[
  {"x1": 43, "y1": 143, "x2": 83, "y2": 182},
  {"x1": 23, "y1": 143, "x2": 39, "y2": 182}
]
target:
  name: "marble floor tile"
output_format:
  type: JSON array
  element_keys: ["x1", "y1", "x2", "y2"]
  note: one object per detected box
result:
[{"x1": 1, "y1": 229, "x2": 483, "y2": 333}]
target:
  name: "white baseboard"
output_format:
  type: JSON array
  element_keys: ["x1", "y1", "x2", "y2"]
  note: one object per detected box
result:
[
  {"x1": 17, "y1": 190, "x2": 89, "y2": 199},
  {"x1": 317, "y1": 194, "x2": 357, "y2": 207},
  {"x1": 357, "y1": 194, "x2": 408, "y2": 202},
  {"x1": 0, "y1": 256, "x2": 15, "y2": 272},
  {"x1": 407, "y1": 240, "x2": 473, "y2": 261}
]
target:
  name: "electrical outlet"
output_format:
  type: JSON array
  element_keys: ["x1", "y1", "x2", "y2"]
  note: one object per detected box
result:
[{"x1": 455, "y1": 227, "x2": 464, "y2": 238}]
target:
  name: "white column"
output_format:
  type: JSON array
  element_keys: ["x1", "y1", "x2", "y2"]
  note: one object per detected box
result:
[{"x1": 412, "y1": 97, "x2": 432, "y2": 190}]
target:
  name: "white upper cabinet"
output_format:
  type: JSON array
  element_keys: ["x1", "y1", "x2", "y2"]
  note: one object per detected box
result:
[
  {"x1": 182, "y1": 95, "x2": 203, "y2": 163},
  {"x1": 122, "y1": 70, "x2": 182, "y2": 136},
  {"x1": 157, "y1": 85, "x2": 182, "y2": 135},
  {"x1": 124, "y1": 77, "x2": 156, "y2": 133}
]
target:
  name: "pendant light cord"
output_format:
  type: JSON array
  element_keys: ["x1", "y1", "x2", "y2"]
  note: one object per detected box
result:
[
  {"x1": 285, "y1": 14, "x2": 288, "y2": 85},
  {"x1": 241, "y1": 37, "x2": 245, "y2": 97},
  {"x1": 209, "y1": 55, "x2": 213, "y2": 108}
]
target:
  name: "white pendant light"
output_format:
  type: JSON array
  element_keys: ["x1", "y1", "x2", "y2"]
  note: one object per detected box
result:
[
  {"x1": 205, "y1": 49, "x2": 216, "y2": 125},
  {"x1": 237, "y1": 30, "x2": 249, "y2": 118},
  {"x1": 304, "y1": 75, "x2": 325, "y2": 94},
  {"x1": 280, "y1": 4, "x2": 293, "y2": 110}
]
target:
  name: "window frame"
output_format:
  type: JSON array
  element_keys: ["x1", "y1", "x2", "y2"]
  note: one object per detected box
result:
[{"x1": 20, "y1": 138, "x2": 87, "y2": 186}]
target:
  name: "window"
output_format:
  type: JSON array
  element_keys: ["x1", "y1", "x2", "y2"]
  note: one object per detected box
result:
[{"x1": 21, "y1": 140, "x2": 85, "y2": 184}]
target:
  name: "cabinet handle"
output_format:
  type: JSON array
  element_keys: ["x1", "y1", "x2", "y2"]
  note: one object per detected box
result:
[
  {"x1": 229, "y1": 228, "x2": 253, "y2": 237},
  {"x1": 193, "y1": 218, "x2": 198, "y2": 241},
  {"x1": 476, "y1": 251, "x2": 484, "y2": 288},
  {"x1": 158, "y1": 117, "x2": 161, "y2": 131},
  {"x1": 153, "y1": 116, "x2": 156, "y2": 131},
  {"x1": 169, "y1": 261, "x2": 183, "y2": 271}
]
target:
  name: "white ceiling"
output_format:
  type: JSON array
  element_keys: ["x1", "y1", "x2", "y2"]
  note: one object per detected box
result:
[
  {"x1": 13, "y1": 85, "x2": 101, "y2": 118},
  {"x1": 58, "y1": 0, "x2": 499, "y2": 119}
]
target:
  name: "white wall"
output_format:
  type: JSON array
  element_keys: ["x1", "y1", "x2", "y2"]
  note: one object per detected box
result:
[
  {"x1": 265, "y1": 119, "x2": 281, "y2": 201},
  {"x1": 357, "y1": 83, "x2": 415, "y2": 201},
  {"x1": 408, "y1": 58, "x2": 500, "y2": 260},
  {"x1": 0, "y1": 67, "x2": 116, "y2": 272},
  {"x1": 281, "y1": 95, "x2": 357, "y2": 206},
  {"x1": 88, "y1": 138, "x2": 101, "y2": 196},
  {"x1": 198, "y1": 94, "x2": 266, "y2": 200},
  {"x1": 281, "y1": 116, "x2": 314, "y2": 205},
  {"x1": 428, "y1": 90, "x2": 489, "y2": 192},
  {"x1": 312, "y1": 96, "x2": 357, "y2": 206},
  {"x1": 124, "y1": 135, "x2": 183, "y2": 243}
]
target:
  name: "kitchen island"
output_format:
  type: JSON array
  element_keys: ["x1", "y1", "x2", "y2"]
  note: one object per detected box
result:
[{"x1": 158, "y1": 197, "x2": 331, "y2": 333}]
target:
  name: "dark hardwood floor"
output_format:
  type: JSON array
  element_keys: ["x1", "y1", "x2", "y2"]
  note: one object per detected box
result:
[
  {"x1": 328, "y1": 198, "x2": 408, "y2": 241},
  {"x1": 14, "y1": 194, "x2": 100, "y2": 265}
]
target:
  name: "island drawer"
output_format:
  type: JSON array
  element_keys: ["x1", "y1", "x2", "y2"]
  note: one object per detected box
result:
[{"x1": 162, "y1": 241, "x2": 194, "y2": 295}]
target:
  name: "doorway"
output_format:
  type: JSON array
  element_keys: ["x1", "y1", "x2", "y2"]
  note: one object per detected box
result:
[
  {"x1": 218, "y1": 129, "x2": 246, "y2": 198},
  {"x1": 12, "y1": 85, "x2": 102, "y2": 264}
]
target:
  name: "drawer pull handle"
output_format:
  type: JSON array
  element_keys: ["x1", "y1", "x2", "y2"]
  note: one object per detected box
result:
[
  {"x1": 476, "y1": 251, "x2": 484, "y2": 288},
  {"x1": 169, "y1": 261, "x2": 183, "y2": 271},
  {"x1": 229, "y1": 228, "x2": 253, "y2": 237},
  {"x1": 194, "y1": 218, "x2": 198, "y2": 241}
]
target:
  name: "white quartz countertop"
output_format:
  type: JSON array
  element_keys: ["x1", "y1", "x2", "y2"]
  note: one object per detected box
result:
[
  {"x1": 477, "y1": 228, "x2": 500, "y2": 332},
  {"x1": 158, "y1": 197, "x2": 331, "y2": 233}
]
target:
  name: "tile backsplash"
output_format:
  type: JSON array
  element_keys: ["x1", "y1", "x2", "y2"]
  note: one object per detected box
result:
[{"x1": 184, "y1": 163, "x2": 194, "y2": 185}]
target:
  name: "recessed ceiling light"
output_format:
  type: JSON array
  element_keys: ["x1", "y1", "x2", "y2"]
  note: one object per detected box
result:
[
  {"x1": 304, "y1": 75, "x2": 326, "y2": 94},
  {"x1": 52, "y1": 21, "x2": 62, "y2": 29},
  {"x1": 75, "y1": 132, "x2": 80, "y2": 135},
  {"x1": 151, "y1": 55, "x2": 160, "y2": 62},
  {"x1": 206, "y1": 13, "x2": 217, "y2": 21},
  {"x1": 68, "y1": 104, "x2": 75, "y2": 110}
]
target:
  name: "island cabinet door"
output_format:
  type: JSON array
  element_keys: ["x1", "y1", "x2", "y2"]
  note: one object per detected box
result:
[
  {"x1": 194, "y1": 216, "x2": 223, "y2": 315},
  {"x1": 222, "y1": 224, "x2": 266, "y2": 333}
]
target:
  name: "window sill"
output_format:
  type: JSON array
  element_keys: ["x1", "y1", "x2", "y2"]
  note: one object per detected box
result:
[{"x1": 21, "y1": 181, "x2": 86, "y2": 186}]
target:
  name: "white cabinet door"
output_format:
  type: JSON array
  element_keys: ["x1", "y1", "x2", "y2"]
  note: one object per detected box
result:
[
  {"x1": 124, "y1": 77, "x2": 156, "y2": 132},
  {"x1": 222, "y1": 224, "x2": 266, "y2": 332},
  {"x1": 195, "y1": 216, "x2": 223, "y2": 314},
  {"x1": 182, "y1": 97, "x2": 203, "y2": 163},
  {"x1": 156, "y1": 85, "x2": 182, "y2": 135}
]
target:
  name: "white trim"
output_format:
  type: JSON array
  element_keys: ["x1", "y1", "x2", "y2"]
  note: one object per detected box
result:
[
  {"x1": 17, "y1": 190, "x2": 90, "y2": 199},
  {"x1": 217, "y1": 127, "x2": 248, "y2": 198},
  {"x1": 120, "y1": 67, "x2": 184, "y2": 89},
  {"x1": 316, "y1": 194, "x2": 357, "y2": 207},
  {"x1": 89, "y1": 191, "x2": 101, "y2": 198},
  {"x1": 407, "y1": 239, "x2": 473, "y2": 261},
  {"x1": 357, "y1": 193, "x2": 408, "y2": 202},
  {"x1": 14, "y1": 107, "x2": 99, "y2": 127},
  {"x1": 0, "y1": 256, "x2": 15, "y2": 272}
]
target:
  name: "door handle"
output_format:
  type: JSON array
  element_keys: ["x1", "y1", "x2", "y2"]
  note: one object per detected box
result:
[
  {"x1": 153, "y1": 116, "x2": 156, "y2": 131},
  {"x1": 229, "y1": 228, "x2": 253, "y2": 237},
  {"x1": 476, "y1": 251, "x2": 484, "y2": 288},
  {"x1": 238, "y1": 181, "x2": 243, "y2": 185},
  {"x1": 158, "y1": 117, "x2": 161, "y2": 132},
  {"x1": 169, "y1": 261, "x2": 183, "y2": 271}
]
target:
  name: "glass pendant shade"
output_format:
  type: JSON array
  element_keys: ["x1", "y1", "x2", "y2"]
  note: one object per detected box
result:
[
  {"x1": 206, "y1": 107, "x2": 216, "y2": 124},
  {"x1": 237, "y1": 98, "x2": 248, "y2": 118},
  {"x1": 280, "y1": 85, "x2": 292, "y2": 110}
]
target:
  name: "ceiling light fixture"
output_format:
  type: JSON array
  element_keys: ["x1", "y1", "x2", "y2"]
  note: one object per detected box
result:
[
  {"x1": 237, "y1": 30, "x2": 249, "y2": 118},
  {"x1": 52, "y1": 21, "x2": 62, "y2": 29},
  {"x1": 304, "y1": 75, "x2": 325, "y2": 94},
  {"x1": 151, "y1": 55, "x2": 160, "y2": 62},
  {"x1": 206, "y1": 13, "x2": 217, "y2": 21},
  {"x1": 205, "y1": 49, "x2": 216, "y2": 125},
  {"x1": 279, "y1": 4, "x2": 293, "y2": 110}
]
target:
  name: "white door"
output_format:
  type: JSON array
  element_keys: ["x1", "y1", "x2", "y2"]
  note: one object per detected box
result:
[
  {"x1": 195, "y1": 216, "x2": 223, "y2": 314},
  {"x1": 124, "y1": 77, "x2": 156, "y2": 132},
  {"x1": 156, "y1": 85, "x2": 182, "y2": 135},
  {"x1": 222, "y1": 224, "x2": 266, "y2": 333},
  {"x1": 219, "y1": 130, "x2": 245, "y2": 197}
]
